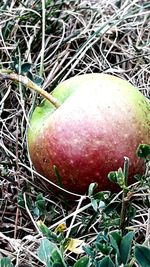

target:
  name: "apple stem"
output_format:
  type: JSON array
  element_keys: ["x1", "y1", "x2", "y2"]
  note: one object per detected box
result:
[{"x1": 0, "y1": 69, "x2": 61, "y2": 109}]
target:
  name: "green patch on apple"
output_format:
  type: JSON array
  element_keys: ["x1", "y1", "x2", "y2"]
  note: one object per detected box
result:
[{"x1": 28, "y1": 73, "x2": 150, "y2": 194}]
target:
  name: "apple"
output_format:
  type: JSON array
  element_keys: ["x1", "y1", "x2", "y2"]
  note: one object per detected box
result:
[{"x1": 27, "y1": 73, "x2": 150, "y2": 194}]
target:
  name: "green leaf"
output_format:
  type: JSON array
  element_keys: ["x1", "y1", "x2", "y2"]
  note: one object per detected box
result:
[
  {"x1": 96, "y1": 242, "x2": 112, "y2": 255},
  {"x1": 108, "y1": 171, "x2": 118, "y2": 183},
  {"x1": 99, "y1": 201, "x2": 106, "y2": 209},
  {"x1": 37, "y1": 238, "x2": 66, "y2": 267},
  {"x1": 38, "y1": 221, "x2": 57, "y2": 242},
  {"x1": 82, "y1": 245, "x2": 95, "y2": 258},
  {"x1": 0, "y1": 257, "x2": 14, "y2": 267},
  {"x1": 51, "y1": 250, "x2": 64, "y2": 264},
  {"x1": 136, "y1": 144, "x2": 150, "y2": 160},
  {"x1": 91, "y1": 198, "x2": 98, "y2": 212},
  {"x1": 33, "y1": 206, "x2": 40, "y2": 218},
  {"x1": 88, "y1": 183, "x2": 98, "y2": 196},
  {"x1": 27, "y1": 71, "x2": 33, "y2": 81},
  {"x1": 104, "y1": 201, "x2": 120, "y2": 214},
  {"x1": 116, "y1": 168, "x2": 125, "y2": 188},
  {"x1": 135, "y1": 245, "x2": 150, "y2": 267},
  {"x1": 37, "y1": 238, "x2": 54, "y2": 266},
  {"x1": 110, "y1": 231, "x2": 122, "y2": 248},
  {"x1": 99, "y1": 256, "x2": 115, "y2": 267},
  {"x1": 93, "y1": 191, "x2": 110, "y2": 201},
  {"x1": 109, "y1": 232, "x2": 122, "y2": 264},
  {"x1": 73, "y1": 256, "x2": 90, "y2": 267},
  {"x1": 21, "y1": 63, "x2": 31, "y2": 74},
  {"x1": 53, "y1": 165, "x2": 63, "y2": 188},
  {"x1": 120, "y1": 231, "x2": 134, "y2": 264},
  {"x1": 108, "y1": 168, "x2": 127, "y2": 189},
  {"x1": 35, "y1": 193, "x2": 46, "y2": 214},
  {"x1": 34, "y1": 75, "x2": 44, "y2": 86}
]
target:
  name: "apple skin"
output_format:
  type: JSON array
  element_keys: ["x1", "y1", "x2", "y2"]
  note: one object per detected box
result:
[{"x1": 28, "y1": 74, "x2": 150, "y2": 194}]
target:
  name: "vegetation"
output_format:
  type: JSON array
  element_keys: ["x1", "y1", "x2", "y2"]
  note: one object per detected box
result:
[{"x1": 0, "y1": 1, "x2": 150, "y2": 266}]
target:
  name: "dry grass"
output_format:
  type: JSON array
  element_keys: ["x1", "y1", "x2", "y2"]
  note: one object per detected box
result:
[{"x1": 0, "y1": 0, "x2": 150, "y2": 266}]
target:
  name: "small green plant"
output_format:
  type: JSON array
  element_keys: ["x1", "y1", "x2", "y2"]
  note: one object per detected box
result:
[
  {"x1": 13, "y1": 145, "x2": 149, "y2": 266},
  {"x1": 35, "y1": 144, "x2": 150, "y2": 266}
]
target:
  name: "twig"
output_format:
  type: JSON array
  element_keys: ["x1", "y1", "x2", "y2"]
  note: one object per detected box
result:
[
  {"x1": 0, "y1": 70, "x2": 61, "y2": 108},
  {"x1": 14, "y1": 119, "x2": 20, "y2": 239},
  {"x1": 40, "y1": 0, "x2": 45, "y2": 76},
  {"x1": 66, "y1": 196, "x2": 85, "y2": 238},
  {"x1": 120, "y1": 157, "x2": 130, "y2": 234}
]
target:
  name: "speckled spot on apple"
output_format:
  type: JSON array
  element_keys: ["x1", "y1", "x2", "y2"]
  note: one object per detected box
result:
[
  {"x1": 124, "y1": 133, "x2": 128, "y2": 139},
  {"x1": 95, "y1": 140, "x2": 101, "y2": 145},
  {"x1": 73, "y1": 138, "x2": 80, "y2": 144},
  {"x1": 57, "y1": 126, "x2": 62, "y2": 132}
]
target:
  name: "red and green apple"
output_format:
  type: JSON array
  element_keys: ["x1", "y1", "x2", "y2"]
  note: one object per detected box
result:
[{"x1": 27, "y1": 73, "x2": 150, "y2": 194}]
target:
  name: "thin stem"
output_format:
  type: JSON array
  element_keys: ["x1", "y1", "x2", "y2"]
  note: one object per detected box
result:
[
  {"x1": 120, "y1": 157, "x2": 130, "y2": 235},
  {"x1": 40, "y1": 0, "x2": 45, "y2": 76},
  {"x1": 123, "y1": 156, "x2": 129, "y2": 187},
  {"x1": 0, "y1": 70, "x2": 61, "y2": 109}
]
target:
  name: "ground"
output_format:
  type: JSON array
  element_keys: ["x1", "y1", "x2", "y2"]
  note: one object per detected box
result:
[{"x1": 0, "y1": 1, "x2": 150, "y2": 266}]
